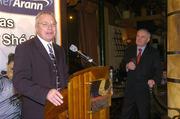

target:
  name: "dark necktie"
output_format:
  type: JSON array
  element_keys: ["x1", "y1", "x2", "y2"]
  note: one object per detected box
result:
[
  {"x1": 137, "y1": 48, "x2": 142, "y2": 64},
  {"x1": 47, "y1": 44, "x2": 61, "y2": 90},
  {"x1": 47, "y1": 43, "x2": 55, "y2": 60}
]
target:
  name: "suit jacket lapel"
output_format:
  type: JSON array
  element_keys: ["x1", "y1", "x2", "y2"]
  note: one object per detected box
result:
[
  {"x1": 34, "y1": 37, "x2": 52, "y2": 64},
  {"x1": 140, "y1": 45, "x2": 149, "y2": 63},
  {"x1": 53, "y1": 44, "x2": 59, "y2": 61},
  {"x1": 53, "y1": 43, "x2": 61, "y2": 71}
]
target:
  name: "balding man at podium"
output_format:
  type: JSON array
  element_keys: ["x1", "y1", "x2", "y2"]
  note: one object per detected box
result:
[{"x1": 13, "y1": 11, "x2": 69, "y2": 119}]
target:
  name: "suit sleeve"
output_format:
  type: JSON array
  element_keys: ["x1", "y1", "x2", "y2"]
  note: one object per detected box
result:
[
  {"x1": 13, "y1": 44, "x2": 49, "y2": 105},
  {"x1": 152, "y1": 50, "x2": 162, "y2": 84},
  {"x1": 122, "y1": 46, "x2": 135, "y2": 71}
]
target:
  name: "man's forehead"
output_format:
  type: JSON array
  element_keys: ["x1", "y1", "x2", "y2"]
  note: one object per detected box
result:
[
  {"x1": 39, "y1": 14, "x2": 56, "y2": 22},
  {"x1": 137, "y1": 30, "x2": 149, "y2": 36},
  {"x1": 138, "y1": 30, "x2": 148, "y2": 34}
]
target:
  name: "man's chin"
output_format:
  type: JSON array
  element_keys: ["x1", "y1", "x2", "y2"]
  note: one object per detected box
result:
[{"x1": 45, "y1": 37, "x2": 55, "y2": 41}]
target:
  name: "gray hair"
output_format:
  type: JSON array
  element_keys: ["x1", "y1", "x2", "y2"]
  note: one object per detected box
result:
[
  {"x1": 35, "y1": 11, "x2": 56, "y2": 26},
  {"x1": 138, "y1": 28, "x2": 151, "y2": 38}
]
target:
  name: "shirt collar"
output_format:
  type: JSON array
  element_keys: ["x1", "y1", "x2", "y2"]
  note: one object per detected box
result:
[
  {"x1": 37, "y1": 35, "x2": 52, "y2": 46},
  {"x1": 37, "y1": 35, "x2": 54, "y2": 54},
  {"x1": 137, "y1": 45, "x2": 146, "y2": 54}
]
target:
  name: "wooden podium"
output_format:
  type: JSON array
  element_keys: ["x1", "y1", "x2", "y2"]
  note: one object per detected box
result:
[{"x1": 45, "y1": 66, "x2": 111, "y2": 119}]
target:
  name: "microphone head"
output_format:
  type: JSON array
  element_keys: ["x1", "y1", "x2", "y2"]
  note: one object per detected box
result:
[{"x1": 69, "y1": 44, "x2": 78, "y2": 52}]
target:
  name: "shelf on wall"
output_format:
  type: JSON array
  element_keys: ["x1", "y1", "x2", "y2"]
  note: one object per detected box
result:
[{"x1": 121, "y1": 14, "x2": 162, "y2": 23}]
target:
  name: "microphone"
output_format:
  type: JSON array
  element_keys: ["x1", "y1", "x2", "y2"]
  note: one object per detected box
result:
[{"x1": 69, "y1": 44, "x2": 95, "y2": 64}]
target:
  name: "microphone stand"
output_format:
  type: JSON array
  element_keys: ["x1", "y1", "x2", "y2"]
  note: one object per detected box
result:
[
  {"x1": 69, "y1": 44, "x2": 97, "y2": 67},
  {"x1": 89, "y1": 60, "x2": 97, "y2": 66},
  {"x1": 77, "y1": 53, "x2": 97, "y2": 67}
]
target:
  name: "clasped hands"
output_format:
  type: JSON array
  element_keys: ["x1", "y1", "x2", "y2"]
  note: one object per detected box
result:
[{"x1": 126, "y1": 61, "x2": 136, "y2": 71}]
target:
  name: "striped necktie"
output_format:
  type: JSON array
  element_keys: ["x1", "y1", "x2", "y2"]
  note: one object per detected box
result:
[
  {"x1": 47, "y1": 43, "x2": 61, "y2": 90},
  {"x1": 47, "y1": 43, "x2": 55, "y2": 60}
]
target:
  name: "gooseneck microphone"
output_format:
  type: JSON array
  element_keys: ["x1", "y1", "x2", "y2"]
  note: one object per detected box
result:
[{"x1": 69, "y1": 44, "x2": 96, "y2": 65}]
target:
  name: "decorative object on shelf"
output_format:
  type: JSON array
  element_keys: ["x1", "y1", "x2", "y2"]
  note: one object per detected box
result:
[
  {"x1": 122, "y1": 10, "x2": 131, "y2": 19},
  {"x1": 112, "y1": 28, "x2": 126, "y2": 57},
  {"x1": 141, "y1": 6, "x2": 147, "y2": 16}
]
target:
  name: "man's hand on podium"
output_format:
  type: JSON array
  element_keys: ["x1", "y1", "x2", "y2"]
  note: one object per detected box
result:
[{"x1": 46, "y1": 89, "x2": 63, "y2": 106}]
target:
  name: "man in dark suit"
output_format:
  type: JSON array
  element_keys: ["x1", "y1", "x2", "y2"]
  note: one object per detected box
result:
[
  {"x1": 13, "y1": 11, "x2": 69, "y2": 119},
  {"x1": 121, "y1": 29, "x2": 162, "y2": 119}
]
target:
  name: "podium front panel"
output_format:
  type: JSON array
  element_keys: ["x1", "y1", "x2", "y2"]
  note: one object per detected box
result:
[{"x1": 68, "y1": 66, "x2": 111, "y2": 119}]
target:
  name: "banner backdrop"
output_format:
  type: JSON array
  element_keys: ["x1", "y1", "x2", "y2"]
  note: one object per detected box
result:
[{"x1": 0, "y1": 0, "x2": 60, "y2": 72}]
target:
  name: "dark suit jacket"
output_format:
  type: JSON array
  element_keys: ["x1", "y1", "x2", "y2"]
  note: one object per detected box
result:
[
  {"x1": 123, "y1": 44, "x2": 161, "y2": 98},
  {"x1": 13, "y1": 36, "x2": 69, "y2": 119}
]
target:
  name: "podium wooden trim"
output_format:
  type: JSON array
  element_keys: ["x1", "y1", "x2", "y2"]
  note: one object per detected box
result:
[{"x1": 45, "y1": 66, "x2": 111, "y2": 119}]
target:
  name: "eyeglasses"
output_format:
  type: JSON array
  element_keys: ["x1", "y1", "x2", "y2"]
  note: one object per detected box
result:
[{"x1": 38, "y1": 22, "x2": 56, "y2": 28}]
